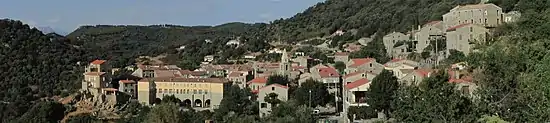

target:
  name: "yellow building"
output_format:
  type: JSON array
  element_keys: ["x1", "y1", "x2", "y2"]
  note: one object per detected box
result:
[{"x1": 137, "y1": 77, "x2": 228, "y2": 110}]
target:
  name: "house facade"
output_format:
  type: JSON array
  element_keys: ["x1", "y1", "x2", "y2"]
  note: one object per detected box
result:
[
  {"x1": 334, "y1": 52, "x2": 350, "y2": 63},
  {"x1": 345, "y1": 58, "x2": 385, "y2": 75},
  {"x1": 383, "y1": 32, "x2": 409, "y2": 56},
  {"x1": 414, "y1": 21, "x2": 445, "y2": 53},
  {"x1": 258, "y1": 84, "x2": 289, "y2": 118},
  {"x1": 137, "y1": 78, "x2": 227, "y2": 110},
  {"x1": 81, "y1": 60, "x2": 121, "y2": 104},
  {"x1": 442, "y1": 3, "x2": 504, "y2": 29},
  {"x1": 446, "y1": 23, "x2": 489, "y2": 56}
]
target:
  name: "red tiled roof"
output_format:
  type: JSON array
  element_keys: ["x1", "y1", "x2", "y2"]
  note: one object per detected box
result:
[
  {"x1": 252, "y1": 84, "x2": 289, "y2": 94},
  {"x1": 349, "y1": 58, "x2": 375, "y2": 67},
  {"x1": 345, "y1": 44, "x2": 362, "y2": 52},
  {"x1": 91, "y1": 60, "x2": 106, "y2": 65},
  {"x1": 292, "y1": 66, "x2": 306, "y2": 70},
  {"x1": 334, "y1": 52, "x2": 350, "y2": 56},
  {"x1": 319, "y1": 67, "x2": 340, "y2": 78},
  {"x1": 119, "y1": 79, "x2": 135, "y2": 84},
  {"x1": 345, "y1": 78, "x2": 369, "y2": 89},
  {"x1": 103, "y1": 88, "x2": 118, "y2": 91},
  {"x1": 247, "y1": 77, "x2": 268, "y2": 85},
  {"x1": 455, "y1": 4, "x2": 496, "y2": 10},
  {"x1": 228, "y1": 72, "x2": 244, "y2": 77},
  {"x1": 446, "y1": 23, "x2": 471, "y2": 32},
  {"x1": 414, "y1": 69, "x2": 433, "y2": 77},
  {"x1": 85, "y1": 72, "x2": 106, "y2": 76},
  {"x1": 424, "y1": 21, "x2": 442, "y2": 26},
  {"x1": 190, "y1": 71, "x2": 207, "y2": 76},
  {"x1": 138, "y1": 77, "x2": 228, "y2": 83}
]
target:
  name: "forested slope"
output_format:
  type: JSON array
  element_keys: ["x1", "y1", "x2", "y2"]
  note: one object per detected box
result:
[
  {"x1": 66, "y1": 22, "x2": 269, "y2": 68},
  {"x1": 265, "y1": 0, "x2": 480, "y2": 42},
  {"x1": 0, "y1": 19, "x2": 86, "y2": 122}
]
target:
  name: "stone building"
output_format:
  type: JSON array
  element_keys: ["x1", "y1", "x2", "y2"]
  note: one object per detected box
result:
[
  {"x1": 383, "y1": 32, "x2": 409, "y2": 56},
  {"x1": 137, "y1": 77, "x2": 228, "y2": 110},
  {"x1": 81, "y1": 60, "x2": 120, "y2": 104},
  {"x1": 442, "y1": 3, "x2": 504, "y2": 29},
  {"x1": 258, "y1": 84, "x2": 289, "y2": 118},
  {"x1": 445, "y1": 23, "x2": 489, "y2": 56}
]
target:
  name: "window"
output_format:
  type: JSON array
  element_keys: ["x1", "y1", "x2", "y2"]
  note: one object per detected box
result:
[
  {"x1": 193, "y1": 90, "x2": 197, "y2": 94},
  {"x1": 158, "y1": 89, "x2": 163, "y2": 93},
  {"x1": 470, "y1": 27, "x2": 473, "y2": 32},
  {"x1": 272, "y1": 87, "x2": 275, "y2": 91},
  {"x1": 461, "y1": 85, "x2": 470, "y2": 94},
  {"x1": 261, "y1": 103, "x2": 267, "y2": 108},
  {"x1": 458, "y1": 34, "x2": 462, "y2": 40},
  {"x1": 401, "y1": 49, "x2": 404, "y2": 53},
  {"x1": 369, "y1": 63, "x2": 372, "y2": 67},
  {"x1": 199, "y1": 90, "x2": 202, "y2": 94},
  {"x1": 169, "y1": 89, "x2": 173, "y2": 93},
  {"x1": 205, "y1": 90, "x2": 208, "y2": 94}
]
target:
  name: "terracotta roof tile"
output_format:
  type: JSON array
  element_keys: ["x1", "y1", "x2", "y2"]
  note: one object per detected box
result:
[
  {"x1": 138, "y1": 77, "x2": 228, "y2": 83},
  {"x1": 349, "y1": 58, "x2": 375, "y2": 67},
  {"x1": 414, "y1": 69, "x2": 433, "y2": 77},
  {"x1": 228, "y1": 72, "x2": 244, "y2": 77},
  {"x1": 446, "y1": 23, "x2": 471, "y2": 32},
  {"x1": 91, "y1": 60, "x2": 106, "y2": 65},
  {"x1": 84, "y1": 72, "x2": 106, "y2": 76},
  {"x1": 119, "y1": 79, "x2": 135, "y2": 84},
  {"x1": 424, "y1": 21, "x2": 442, "y2": 27},
  {"x1": 345, "y1": 78, "x2": 369, "y2": 89},
  {"x1": 103, "y1": 88, "x2": 118, "y2": 91},
  {"x1": 318, "y1": 67, "x2": 340, "y2": 78},
  {"x1": 247, "y1": 77, "x2": 268, "y2": 85}
]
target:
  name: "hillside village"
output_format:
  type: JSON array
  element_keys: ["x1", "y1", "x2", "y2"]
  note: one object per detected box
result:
[{"x1": 66, "y1": 2, "x2": 525, "y2": 123}]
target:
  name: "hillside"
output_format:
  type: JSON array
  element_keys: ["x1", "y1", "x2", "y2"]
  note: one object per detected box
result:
[
  {"x1": 66, "y1": 0, "x2": 482, "y2": 68},
  {"x1": 265, "y1": 0, "x2": 480, "y2": 42},
  {"x1": 0, "y1": 19, "x2": 86, "y2": 122},
  {"x1": 66, "y1": 22, "x2": 269, "y2": 68}
]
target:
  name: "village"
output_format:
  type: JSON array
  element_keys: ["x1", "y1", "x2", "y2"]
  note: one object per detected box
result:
[{"x1": 77, "y1": 3, "x2": 521, "y2": 123}]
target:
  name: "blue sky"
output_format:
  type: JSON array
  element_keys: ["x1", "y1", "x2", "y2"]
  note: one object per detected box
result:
[{"x1": 0, "y1": 0, "x2": 323, "y2": 32}]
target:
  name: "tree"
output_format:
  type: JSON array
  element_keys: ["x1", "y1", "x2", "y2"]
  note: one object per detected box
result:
[
  {"x1": 144, "y1": 103, "x2": 182, "y2": 123},
  {"x1": 478, "y1": 115, "x2": 509, "y2": 123},
  {"x1": 266, "y1": 75, "x2": 290, "y2": 86},
  {"x1": 214, "y1": 85, "x2": 256, "y2": 122},
  {"x1": 334, "y1": 61, "x2": 346, "y2": 74},
  {"x1": 292, "y1": 79, "x2": 331, "y2": 107},
  {"x1": 161, "y1": 95, "x2": 182, "y2": 105},
  {"x1": 391, "y1": 72, "x2": 477, "y2": 122},
  {"x1": 14, "y1": 101, "x2": 66, "y2": 123},
  {"x1": 444, "y1": 49, "x2": 466, "y2": 64},
  {"x1": 367, "y1": 70, "x2": 398, "y2": 116},
  {"x1": 66, "y1": 114, "x2": 101, "y2": 123},
  {"x1": 268, "y1": 100, "x2": 316, "y2": 123},
  {"x1": 264, "y1": 93, "x2": 282, "y2": 107},
  {"x1": 350, "y1": 37, "x2": 390, "y2": 63}
]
